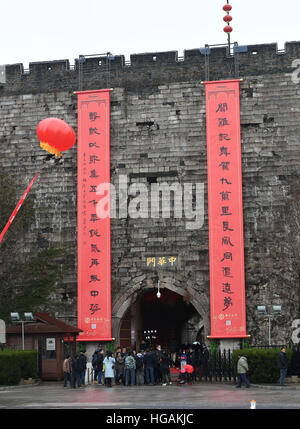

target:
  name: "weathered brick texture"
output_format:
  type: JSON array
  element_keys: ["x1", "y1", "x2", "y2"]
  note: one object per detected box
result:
[{"x1": 0, "y1": 42, "x2": 300, "y2": 345}]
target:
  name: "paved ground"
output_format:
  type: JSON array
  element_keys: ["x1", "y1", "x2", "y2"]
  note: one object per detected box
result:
[{"x1": 0, "y1": 381, "x2": 300, "y2": 410}]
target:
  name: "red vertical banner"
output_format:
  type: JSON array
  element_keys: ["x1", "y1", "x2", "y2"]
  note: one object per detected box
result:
[
  {"x1": 204, "y1": 79, "x2": 248, "y2": 339},
  {"x1": 76, "y1": 89, "x2": 112, "y2": 341}
]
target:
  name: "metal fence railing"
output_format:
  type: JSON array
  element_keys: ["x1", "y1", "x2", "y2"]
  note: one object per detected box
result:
[{"x1": 80, "y1": 346, "x2": 300, "y2": 385}]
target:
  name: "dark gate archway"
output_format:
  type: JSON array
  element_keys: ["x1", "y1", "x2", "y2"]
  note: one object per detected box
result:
[{"x1": 119, "y1": 288, "x2": 201, "y2": 350}]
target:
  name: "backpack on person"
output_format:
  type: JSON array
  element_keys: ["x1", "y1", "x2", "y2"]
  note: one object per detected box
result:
[
  {"x1": 135, "y1": 356, "x2": 143, "y2": 370},
  {"x1": 92, "y1": 353, "x2": 98, "y2": 367}
]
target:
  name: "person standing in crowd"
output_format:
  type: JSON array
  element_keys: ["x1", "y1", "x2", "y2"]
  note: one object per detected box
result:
[
  {"x1": 189, "y1": 346, "x2": 200, "y2": 382},
  {"x1": 236, "y1": 354, "x2": 251, "y2": 388},
  {"x1": 63, "y1": 355, "x2": 72, "y2": 388},
  {"x1": 187, "y1": 347, "x2": 195, "y2": 381},
  {"x1": 71, "y1": 354, "x2": 81, "y2": 388},
  {"x1": 125, "y1": 351, "x2": 136, "y2": 386},
  {"x1": 140, "y1": 340, "x2": 147, "y2": 352},
  {"x1": 169, "y1": 338, "x2": 178, "y2": 365},
  {"x1": 161, "y1": 350, "x2": 172, "y2": 386},
  {"x1": 180, "y1": 349, "x2": 187, "y2": 370},
  {"x1": 103, "y1": 351, "x2": 115, "y2": 387},
  {"x1": 194, "y1": 346, "x2": 202, "y2": 382},
  {"x1": 144, "y1": 349, "x2": 155, "y2": 385},
  {"x1": 202, "y1": 345, "x2": 210, "y2": 381},
  {"x1": 92, "y1": 350, "x2": 99, "y2": 384},
  {"x1": 154, "y1": 345, "x2": 163, "y2": 384},
  {"x1": 97, "y1": 349, "x2": 104, "y2": 385},
  {"x1": 135, "y1": 352, "x2": 144, "y2": 385},
  {"x1": 93, "y1": 349, "x2": 104, "y2": 386},
  {"x1": 115, "y1": 351, "x2": 125, "y2": 385},
  {"x1": 278, "y1": 347, "x2": 288, "y2": 386},
  {"x1": 78, "y1": 350, "x2": 87, "y2": 386}
]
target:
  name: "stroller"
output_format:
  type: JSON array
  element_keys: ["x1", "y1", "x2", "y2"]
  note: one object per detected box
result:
[
  {"x1": 177, "y1": 364, "x2": 194, "y2": 386},
  {"x1": 177, "y1": 369, "x2": 187, "y2": 386}
]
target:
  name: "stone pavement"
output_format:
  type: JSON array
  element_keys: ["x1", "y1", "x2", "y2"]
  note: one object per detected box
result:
[{"x1": 0, "y1": 381, "x2": 300, "y2": 410}]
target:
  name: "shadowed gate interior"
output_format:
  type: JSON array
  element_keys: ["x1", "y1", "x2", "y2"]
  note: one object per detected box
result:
[{"x1": 119, "y1": 289, "x2": 204, "y2": 350}]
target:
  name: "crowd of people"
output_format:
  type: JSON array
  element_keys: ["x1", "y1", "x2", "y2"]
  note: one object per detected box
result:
[
  {"x1": 63, "y1": 343, "x2": 290, "y2": 389},
  {"x1": 63, "y1": 342, "x2": 210, "y2": 388},
  {"x1": 63, "y1": 350, "x2": 87, "y2": 388}
]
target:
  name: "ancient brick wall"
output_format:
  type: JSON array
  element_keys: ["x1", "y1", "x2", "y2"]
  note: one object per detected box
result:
[{"x1": 1, "y1": 42, "x2": 300, "y2": 345}]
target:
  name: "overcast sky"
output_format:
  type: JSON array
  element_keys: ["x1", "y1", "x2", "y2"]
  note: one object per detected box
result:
[{"x1": 1, "y1": 0, "x2": 300, "y2": 68}]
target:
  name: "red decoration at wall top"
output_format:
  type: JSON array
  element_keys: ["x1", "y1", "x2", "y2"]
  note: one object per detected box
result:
[
  {"x1": 224, "y1": 25, "x2": 233, "y2": 33},
  {"x1": 223, "y1": 15, "x2": 232, "y2": 22}
]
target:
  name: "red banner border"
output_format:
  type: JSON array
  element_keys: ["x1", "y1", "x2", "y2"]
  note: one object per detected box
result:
[
  {"x1": 203, "y1": 79, "x2": 248, "y2": 340},
  {"x1": 76, "y1": 88, "x2": 112, "y2": 342}
]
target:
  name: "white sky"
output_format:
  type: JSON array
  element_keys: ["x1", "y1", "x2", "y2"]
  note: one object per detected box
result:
[{"x1": 1, "y1": 0, "x2": 300, "y2": 68}]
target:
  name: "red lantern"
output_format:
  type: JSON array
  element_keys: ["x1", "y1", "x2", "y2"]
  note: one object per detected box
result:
[
  {"x1": 223, "y1": 14, "x2": 232, "y2": 22},
  {"x1": 37, "y1": 117, "x2": 76, "y2": 158},
  {"x1": 223, "y1": 25, "x2": 233, "y2": 33},
  {"x1": 223, "y1": 4, "x2": 232, "y2": 11}
]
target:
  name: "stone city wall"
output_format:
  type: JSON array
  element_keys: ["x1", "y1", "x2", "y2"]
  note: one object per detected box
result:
[{"x1": 0, "y1": 42, "x2": 300, "y2": 345}]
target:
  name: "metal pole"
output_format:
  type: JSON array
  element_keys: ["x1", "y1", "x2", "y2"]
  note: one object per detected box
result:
[
  {"x1": 227, "y1": 0, "x2": 231, "y2": 54},
  {"x1": 268, "y1": 315, "x2": 271, "y2": 347},
  {"x1": 22, "y1": 321, "x2": 25, "y2": 350}
]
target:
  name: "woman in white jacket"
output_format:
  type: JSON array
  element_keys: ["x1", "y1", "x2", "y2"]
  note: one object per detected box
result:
[{"x1": 103, "y1": 351, "x2": 115, "y2": 387}]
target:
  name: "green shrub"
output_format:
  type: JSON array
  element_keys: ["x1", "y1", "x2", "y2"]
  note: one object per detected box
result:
[
  {"x1": 232, "y1": 348, "x2": 292, "y2": 384},
  {"x1": 19, "y1": 350, "x2": 38, "y2": 379},
  {"x1": 0, "y1": 350, "x2": 37, "y2": 385}
]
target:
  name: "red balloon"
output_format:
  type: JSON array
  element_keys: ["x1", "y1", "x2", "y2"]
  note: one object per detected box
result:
[
  {"x1": 223, "y1": 4, "x2": 232, "y2": 11},
  {"x1": 223, "y1": 14, "x2": 232, "y2": 22},
  {"x1": 37, "y1": 117, "x2": 76, "y2": 158},
  {"x1": 223, "y1": 25, "x2": 233, "y2": 33}
]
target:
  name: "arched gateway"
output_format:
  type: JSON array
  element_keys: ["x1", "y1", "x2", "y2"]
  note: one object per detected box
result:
[{"x1": 111, "y1": 273, "x2": 210, "y2": 350}]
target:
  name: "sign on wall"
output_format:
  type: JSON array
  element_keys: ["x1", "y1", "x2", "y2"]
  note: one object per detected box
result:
[
  {"x1": 46, "y1": 338, "x2": 56, "y2": 351},
  {"x1": 146, "y1": 256, "x2": 178, "y2": 269},
  {"x1": 76, "y1": 89, "x2": 112, "y2": 341},
  {"x1": 204, "y1": 79, "x2": 248, "y2": 339}
]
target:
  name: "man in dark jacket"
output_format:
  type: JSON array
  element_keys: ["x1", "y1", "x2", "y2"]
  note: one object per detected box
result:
[
  {"x1": 187, "y1": 347, "x2": 197, "y2": 381},
  {"x1": 71, "y1": 355, "x2": 81, "y2": 388},
  {"x1": 92, "y1": 350, "x2": 99, "y2": 383},
  {"x1": 154, "y1": 345, "x2": 163, "y2": 384},
  {"x1": 202, "y1": 345, "x2": 210, "y2": 381},
  {"x1": 144, "y1": 350, "x2": 155, "y2": 385},
  {"x1": 161, "y1": 351, "x2": 172, "y2": 386},
  {"x1": 78, "y1": 350, "x2": 87, "y2": 386},
  {"x1": 278, "y1": 347, "x2": 288, "y2": 386},
  {"x1": 95, "y1": 349, "x2": 104, "y2": 385}
]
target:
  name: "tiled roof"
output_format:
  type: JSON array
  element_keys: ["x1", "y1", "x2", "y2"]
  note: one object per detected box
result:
[{"x1": 6, "y1": 312, "x2": 82, "y2": 335}]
